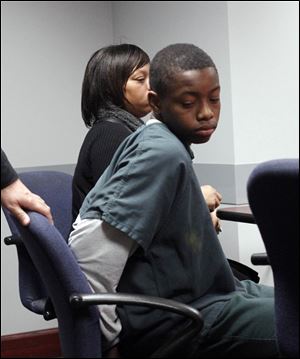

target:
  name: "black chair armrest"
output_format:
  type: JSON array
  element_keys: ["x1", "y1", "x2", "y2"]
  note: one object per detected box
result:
[
  {"x1": 4, "y1": 234, "x2": 22, "y2": 246},
  {"x1": 70, "y1": 292, "x2": 202, "y2": 324},
  {"x1": 70, "y1": 292, "x2": 203, "y2": 358},
  {"x1": 251, "y1": 252, "x2": 270, "y2": 265}
]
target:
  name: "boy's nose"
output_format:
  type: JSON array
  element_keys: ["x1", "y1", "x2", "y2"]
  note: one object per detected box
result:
[{"x1": 197, "y1": 103, "x2": 214, "y2": 121}]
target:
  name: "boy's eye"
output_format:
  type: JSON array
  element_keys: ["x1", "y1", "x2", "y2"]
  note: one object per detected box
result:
[
  {"x1": 210, "y1": 98, "x2": 220, "y2": 104},
  {"x1": 181, "y1": 102, "x2": 195, "y2": 108}
]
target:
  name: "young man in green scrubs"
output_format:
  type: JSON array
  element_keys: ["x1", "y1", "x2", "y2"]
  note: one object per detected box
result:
[{"x1": 69, "y1": 43, "x2": 279, "y2": 358}]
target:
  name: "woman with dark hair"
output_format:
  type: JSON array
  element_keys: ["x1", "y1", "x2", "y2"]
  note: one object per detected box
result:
[{"x1": 72, "y1": 44, "x2": 151, "y2": 223}]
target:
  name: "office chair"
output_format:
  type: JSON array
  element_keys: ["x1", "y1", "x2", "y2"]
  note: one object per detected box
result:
[
  {"x1": 247, "y1": 159, "x2": 299, "y2": 358},
  {"x1": 3, "y1": 170, "x2": 73, "y2": 319},
  {"x1": 3, "y1": 171, "x2": 203, "y2": 358}
]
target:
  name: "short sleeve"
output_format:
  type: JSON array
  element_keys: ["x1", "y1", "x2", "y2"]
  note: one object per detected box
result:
[{"x1": 82, "y1": 139, "x2": 189, "y2": 251}]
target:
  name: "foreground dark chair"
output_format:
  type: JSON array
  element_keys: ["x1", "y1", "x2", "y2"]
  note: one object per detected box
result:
[
  {"x1": 3, "y1": 171, "x2": 73, "y2": 319},
  {"x1": 2, "y1": 171, "x2": 202, "y2": 358},
  {"x1": 247, "y1": 159, "x2": 299, "y2": 358}
]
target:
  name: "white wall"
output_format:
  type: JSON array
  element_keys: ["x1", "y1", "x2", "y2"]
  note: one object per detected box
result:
[
  {"x1": 227, "y1": 1, "x2": 299, "y2": 286},
  {"x1": 1, "y1": 1, "x2": 113, "y2": 167},
  {"x1": 228, "y1": 1, "x2": 299, "y2": 164},
  {"x1": 1, "y1": 0, "x2": 114, "y2": 335}
]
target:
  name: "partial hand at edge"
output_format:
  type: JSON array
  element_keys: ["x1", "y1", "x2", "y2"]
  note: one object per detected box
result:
[{"x1": 1, "y1": 179, "x2": 53, "y2": 226}]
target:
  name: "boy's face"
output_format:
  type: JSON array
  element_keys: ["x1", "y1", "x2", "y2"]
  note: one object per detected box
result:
[{"x1": 150, "y1": 67, "x2": 220, "y2": 144}]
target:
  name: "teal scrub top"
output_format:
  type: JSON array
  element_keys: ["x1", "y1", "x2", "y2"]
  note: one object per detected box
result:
[{"x1": 80, "y1": 122, "x2": 242, "y2": 355}]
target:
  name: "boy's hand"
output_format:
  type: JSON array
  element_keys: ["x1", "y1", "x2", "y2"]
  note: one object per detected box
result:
[
  {"x1": 210, "y1": 209, "x2": 222, "y2": 234},
  {"x1": 201, "y1": 185, "x2": 222, "y2": 211}
]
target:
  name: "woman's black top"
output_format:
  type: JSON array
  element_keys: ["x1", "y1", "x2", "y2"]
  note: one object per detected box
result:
[{"x1": 72, "y1": 107, "x2": 144, "y2": 223}]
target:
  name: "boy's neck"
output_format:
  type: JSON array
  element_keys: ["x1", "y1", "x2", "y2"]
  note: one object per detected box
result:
[{"x1": 147, "y1": 115, "x2": 194, "y2": 159}]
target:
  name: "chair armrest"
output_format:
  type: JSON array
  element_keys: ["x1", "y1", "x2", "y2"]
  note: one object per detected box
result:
[
  {"x1": 4, "y1": 234, "x2": 22, "y2": 246},
  {"x1": 251, "y1": 252, "x2": 270, "y2": 265},
  {"x1": 70, "y1": 292, "x2": 202, "y2": 324},
  {"x1": 70, "y1": 292, "x2": 203, "y2": 357}
]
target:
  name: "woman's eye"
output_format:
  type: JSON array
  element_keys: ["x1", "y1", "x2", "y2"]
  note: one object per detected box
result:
[{"x1": 135, "y1": 77, "x2": 145, "y2": 83}]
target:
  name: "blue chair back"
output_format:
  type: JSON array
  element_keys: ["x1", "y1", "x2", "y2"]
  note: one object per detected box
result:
[
  {"x1": 247, "y1": 159, "x2": 299, "y2": 358},
  {"x1": 3, "y1": 171, "x2": 73, "y2": 315},
  {"x1": 2, "y1": 171, "x2": 102, "y2": 357},
  {"x1": 18, "y1": 170, "x2": 73, "y2": 241}
]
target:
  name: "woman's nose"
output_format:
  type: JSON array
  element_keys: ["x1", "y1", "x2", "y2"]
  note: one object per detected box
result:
[{"x1": 146, "y1": 77, "x2": 150, "y2": 90}]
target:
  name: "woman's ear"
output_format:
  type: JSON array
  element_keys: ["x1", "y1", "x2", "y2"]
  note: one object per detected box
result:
[{"x1": 148, "y1": 90, "x2": 160, "y2": 114}]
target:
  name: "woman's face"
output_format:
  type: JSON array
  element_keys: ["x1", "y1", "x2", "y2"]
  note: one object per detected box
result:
[{"x1": 123, "y1": 64, "x2": 151, "y2": 118}]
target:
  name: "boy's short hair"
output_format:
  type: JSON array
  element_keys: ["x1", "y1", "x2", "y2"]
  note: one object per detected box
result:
[{"x1": 150, "y1": 43, "x2": 217, "y2": 98}]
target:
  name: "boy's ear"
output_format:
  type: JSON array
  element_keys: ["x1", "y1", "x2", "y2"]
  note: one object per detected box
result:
[{"x1": 148, "y1": 90, "x2": 161, "y2": 113}]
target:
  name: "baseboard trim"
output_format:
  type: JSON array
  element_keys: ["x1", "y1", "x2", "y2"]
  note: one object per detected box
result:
[{"x1": 1, "y1": 328, "x2": 61, "y2": 358}]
